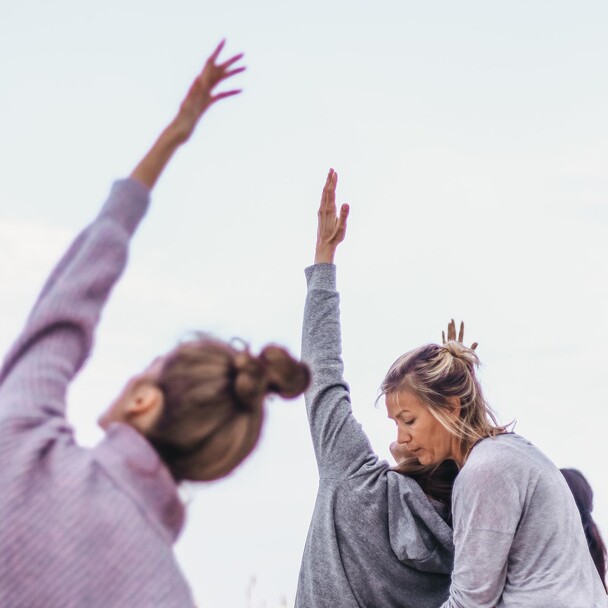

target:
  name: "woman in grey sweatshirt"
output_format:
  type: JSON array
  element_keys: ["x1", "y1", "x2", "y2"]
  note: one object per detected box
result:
[{"x1": 296, "y1": 169, "x2": 456, "y2": 608}]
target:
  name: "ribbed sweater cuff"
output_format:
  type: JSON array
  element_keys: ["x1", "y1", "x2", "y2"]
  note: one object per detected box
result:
[
  {"x1": 99, "y1": 178, "x2": 151, "y2": 235},
  {"x1": 305, "y1": 263, "x2": 337, "y2": 291}
]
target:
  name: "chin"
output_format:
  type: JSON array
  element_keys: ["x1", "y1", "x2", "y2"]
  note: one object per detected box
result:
[{"x1": 417, "y1": 454, "x2": 436, "y2": 466}]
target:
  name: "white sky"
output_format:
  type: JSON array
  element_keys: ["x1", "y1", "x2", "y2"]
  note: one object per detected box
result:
[{"x1": 1, "y1": 1, "x2": 608, "y2": 606}]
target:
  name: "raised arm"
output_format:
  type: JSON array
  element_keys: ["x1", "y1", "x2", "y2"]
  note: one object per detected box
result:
[
  {"x1": 302, "y1": 169, "x2": 380, "y2": 479},
  {"x1": 0, "y1": 42, "x2": 245, "y2": 425},
  {"x1": 130, "y1": 40, "x2": 244, "y2": 189}
]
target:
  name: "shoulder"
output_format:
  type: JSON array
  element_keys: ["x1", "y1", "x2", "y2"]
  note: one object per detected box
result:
[
  {"x1": 456, "y1": 434, "x2": 543, "y2": 492},
  {"x1": 465, "y1": 433, "x2": 540, "y2": 467}
]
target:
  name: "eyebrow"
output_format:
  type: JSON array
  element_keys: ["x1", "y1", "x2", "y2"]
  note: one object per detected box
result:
[{"x1": 388, "y1": 410, "x2": 411, "y2": 421}]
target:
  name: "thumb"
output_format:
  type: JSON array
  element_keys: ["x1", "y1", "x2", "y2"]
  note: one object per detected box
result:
[{"x1": 337, "y1": 203, "x2": 349, "y2": 229}]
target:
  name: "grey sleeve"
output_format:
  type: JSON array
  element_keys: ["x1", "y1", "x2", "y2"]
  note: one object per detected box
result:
[
  {"x1": 440, "y1": 458, "x2": 523, "y2": 607},
  {"x1": 0, "y1": 178, "x2": 150, "y2": 422},
  {"x1": 302, "y1": 264, "x2": 379, "y2": 479}
]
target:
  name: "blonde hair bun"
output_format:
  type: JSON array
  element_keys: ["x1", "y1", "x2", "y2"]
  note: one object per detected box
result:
[{"x1": 442, "y1": 341, "x2": 480, "y2": 370}]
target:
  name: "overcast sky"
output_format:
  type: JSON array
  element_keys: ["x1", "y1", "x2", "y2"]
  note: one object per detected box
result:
[{"x1": 2, "y1": 1, "x2": 608, "y2": 606}]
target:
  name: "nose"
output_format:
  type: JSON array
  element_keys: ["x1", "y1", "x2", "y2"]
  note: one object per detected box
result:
[{"x1": 397, "y1": 424, "x2": 411, "y2": 445}]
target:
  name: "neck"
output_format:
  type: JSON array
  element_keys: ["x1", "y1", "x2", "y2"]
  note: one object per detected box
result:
[{"x1": 450, "y1": 439, "x2": 467, "y2": 469}]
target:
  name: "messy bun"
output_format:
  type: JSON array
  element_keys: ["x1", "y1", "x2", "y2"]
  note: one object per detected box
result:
[
  {"x1": 233, "y1": 345, "x2": 311, "y2": 407},
  {"x1": 146, "y1": 336, "x2": 310, "y2": 482},
  {"x1": 441, "y1": 341, "x2": 479, "y2": 371},
  {"x1": 260, "y1": 345, "x2": 311, "y2": 398}
]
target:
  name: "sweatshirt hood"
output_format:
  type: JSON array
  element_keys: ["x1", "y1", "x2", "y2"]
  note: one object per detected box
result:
[{"x1": 387, "y1": 471, "x2": 454, "y2": 574}]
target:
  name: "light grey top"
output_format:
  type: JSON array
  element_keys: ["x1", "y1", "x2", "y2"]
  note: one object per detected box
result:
[
  {"x1": 441, "y1": 433, "x2": 607, "y2": 607},
  {"x1": 296, "y1": 264, "x2": 454, "y2": 608}
]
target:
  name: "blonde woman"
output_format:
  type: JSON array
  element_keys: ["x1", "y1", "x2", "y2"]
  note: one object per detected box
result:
[{"x1": 382, "y1": 327, "x2": 607, "y2": 606}]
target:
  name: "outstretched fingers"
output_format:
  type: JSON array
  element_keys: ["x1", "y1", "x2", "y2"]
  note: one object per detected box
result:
[
  {"x1": 442, "y1": 319, "x2": 479, "y2": 350},
  {"x1": 200, "y1": 41, "x2": 246, "y2": 96},
  {"x1": 224, "y1": 66, "x2": 247, "y2": 78},
  {"x1": 209, "y1": 39, "x2": 226, "y2": 63},
  {"x1": 319, "y1": 168, "x2": 337, "y2": 212},
  {"x1": 219, "y1": 52, "x2": 245, "y2": 70},
  {"x1": 447, "y1": 319, "x2": 456, "y2": 342},
  {"x1": 333, "y1": 203, "x2": 349, "y2": 242},
  {"x1": 211, "y1": 89, "x2": 242, "y2": 103}
]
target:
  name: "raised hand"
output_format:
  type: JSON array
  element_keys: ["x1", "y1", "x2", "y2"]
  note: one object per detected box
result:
[
  {"x1": 172, "y1": 40, "x2": 245, "y2": 143},
  {"x1": 130, "y1": 40, "x2": 245, "y2": 190},
  {"x1": 314, "y1": 168, "x2": 350, "y2": 264},
  {"x1": 442, "y1": 319, "x2": 478, "y2": 351}
]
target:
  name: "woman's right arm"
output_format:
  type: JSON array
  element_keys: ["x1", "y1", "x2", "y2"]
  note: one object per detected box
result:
[
  {"x1": 302, "y1": 170, "x2": 379, "y2": 479},
  {"x1": 0, "y1": 42, "x2": 245, "y2": 426}
]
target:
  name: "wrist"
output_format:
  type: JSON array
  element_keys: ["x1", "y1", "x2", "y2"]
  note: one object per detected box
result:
[{"x1": 314, "y1": 247, "x2": 337, "y2": 265}]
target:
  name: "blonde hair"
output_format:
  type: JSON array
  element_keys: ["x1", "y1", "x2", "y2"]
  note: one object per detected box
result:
[
  {"x1": 146, "y1": 336, "x2": 310, "y2": 482},
  {"x1": 381, "y1": 341, "x2": 505, "y2": 464}
]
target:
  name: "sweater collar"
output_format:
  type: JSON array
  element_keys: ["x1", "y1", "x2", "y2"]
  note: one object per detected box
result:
[{"x1": 93, "y1": 423, "x2": 185, "y2": 544}]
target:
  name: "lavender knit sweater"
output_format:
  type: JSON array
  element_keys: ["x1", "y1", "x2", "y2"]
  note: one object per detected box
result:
[{"x1": 0, "y1": 179, "x2": 194, "y2": 607}]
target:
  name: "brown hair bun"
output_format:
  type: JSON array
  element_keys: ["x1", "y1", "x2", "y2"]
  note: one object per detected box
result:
[
  {"x1": 259, "y1": 345, "x2": 311, "y2": 399},
  {"x1": 148, "y1": 336, "x2": 311, "y2": 482},
  {"x1": 232, "y1": 345, "x2": 310, "y2": 408},
  {"x1": 233, "y1": 351, "x2": 266, "y2": 407}
]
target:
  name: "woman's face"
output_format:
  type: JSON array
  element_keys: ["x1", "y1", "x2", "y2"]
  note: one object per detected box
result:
[{"x1": 386, "y1": 390, "x2": 461, "y2": 467}]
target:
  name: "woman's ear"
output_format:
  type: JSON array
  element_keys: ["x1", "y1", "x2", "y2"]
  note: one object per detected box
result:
[{"x1": 126, "y1": 382, "x2": 164, "y2": 432}]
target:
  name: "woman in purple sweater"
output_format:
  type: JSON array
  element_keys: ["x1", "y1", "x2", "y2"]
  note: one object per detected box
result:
[{"x1": 0, "y1": 41, "x2": 308, "y2": 608}]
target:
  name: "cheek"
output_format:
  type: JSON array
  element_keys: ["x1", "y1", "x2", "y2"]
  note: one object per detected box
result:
[
  {"x1": 433, "y1": 425, "x2": 453, "y2": 452},
  {"x1": 423, "y1": 419, "x2": 448, "y2": 450}
]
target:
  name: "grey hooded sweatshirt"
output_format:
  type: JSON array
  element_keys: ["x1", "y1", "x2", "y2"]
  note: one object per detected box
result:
[{"x1": 295, "y1": 264, "x2": 454, "y2": 608}]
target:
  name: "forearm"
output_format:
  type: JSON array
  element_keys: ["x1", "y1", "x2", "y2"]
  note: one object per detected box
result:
[
  {"x1": 440, "y1": 530, "x2": 511, "y2": 608},
  {"x1": 130, "y1": 121, "x2": 187, "y2": 190}
]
